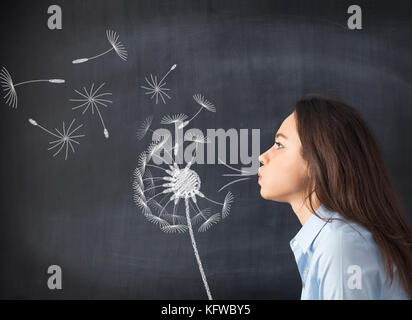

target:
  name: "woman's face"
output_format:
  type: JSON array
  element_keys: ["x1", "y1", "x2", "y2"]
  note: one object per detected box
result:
[{"x1": 258, "y1": 112, "x2": 310, "y2": 202}]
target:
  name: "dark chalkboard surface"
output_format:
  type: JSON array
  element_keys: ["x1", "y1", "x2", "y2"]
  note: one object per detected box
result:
[{"x1": 0, "y1": 0, "x2": 411, "y2": 299}]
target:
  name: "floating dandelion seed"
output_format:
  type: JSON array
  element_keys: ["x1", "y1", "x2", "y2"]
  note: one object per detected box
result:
[
  {"x1": 28, "y1": 118, "x2": 85, "y2": 160},
  {"x1": 136, "y1": 115, "x2": 154, "y2": 141},
  {"x1": 140, "y1": 64, "x2": 177, "y2": 104},
  {"x1": 218, "y1": 158, "x2": 256, "y2": 192},
  {"x1": 191, "y1": 207, "x2": 211, "y2": 226},
  {"x1": 136, "y1": 116, "x2": 177, "y2": 162},
  {"x1": 159, "y1": 113, "x2": 189, "y2": 156},
  {"x1": 0, "y1": 67, "x2": 65, "y2": 109},
  {"x1": 69, "y1": 82, "x2": 112, "y2": 138},
  {"x1": 160, "y1": 113, "x2": 188, "y2": 125},
  {"x1": 179, "y1": 94, "x2": 216, "y2": 129},
  {"x1": 187, "y1": 132, "x2": 210, "y2": 144},
  {"x1": 133, "y1": 121, "x2": 234, "y2": 300},
  {"x1": 72, "y1": 29, "x2": 128, "y2": 64},
  {"x1": 221, "y1": 191, "x2": 234, "y2": 218}
]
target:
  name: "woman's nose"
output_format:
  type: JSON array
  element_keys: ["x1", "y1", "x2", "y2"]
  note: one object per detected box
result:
[{"x1": 259, "y1": 152, "x2": 268, "y2": 165}]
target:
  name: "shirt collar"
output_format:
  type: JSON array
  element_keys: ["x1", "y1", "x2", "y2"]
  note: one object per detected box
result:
[{"x1": 290, "y1": 204, "x2": 336, "y2": 254}]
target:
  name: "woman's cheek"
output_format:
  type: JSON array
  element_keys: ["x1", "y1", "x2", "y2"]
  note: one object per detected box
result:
[
  {"x1": 261, "y1": 162, "x2": 281, "y2": 198},
  {"x1": 266, "y1": 153, "x2": 300, "y2": 198}
]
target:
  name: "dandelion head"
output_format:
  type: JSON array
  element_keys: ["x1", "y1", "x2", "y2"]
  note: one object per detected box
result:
[{"x1": 162, "y1": 165, "x2": 202, "y2": 203}]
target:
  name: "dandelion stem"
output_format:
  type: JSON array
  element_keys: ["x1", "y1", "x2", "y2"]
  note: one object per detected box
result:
[
  {"x1": 201, "y1": 195, "x2": 223, "y2": 206},
  {"x1": 218, "y1": 177, "x2": 251, "y2": 192},
  {"x1": 143, "y1": 184, "x2": 164, "y2": 193},
  {"x1": 142, "y1": 176, "x2": 164, "y2": 181},
  {"x1": 185, "y1": 197, "x2": 213, "y2": 300},
  {"x1": 191, "y1": 200, "x2": 208, "y2": 221},
  {"x1": 150, "y1": 152, "x2": 169, "y2": 164},
  {"x1": 218, "y1": 158, "x2": 246, "y2": 173},
  {"x1": 159, "y1": 66, "x2": 174, "y2": 84},
  {"x1": 146, "y1": 163, "x2": 171, "y2": 171},
  {"x1": 159, "y1": 199, "x2": 172, "y2": 218},
  {"x1": 146, "y1": 192, "x2": 165, "y2": 203},
  {"x1": 187, "y1": 107, "x2": 203, "y2": 123},
  {"x1": 94, "y1": 102, "x2": 108, "y2": 138},
  {"x1": 157, "y1": 193, "x2": 170, "y2": 205},
  {"x1": 32, "y1": 122, "x2": 61, "y2": 139},
  {"x1": 86, "y1": 47, "x2": 114, "y2": 61},
  {"x1": 172, "y1": 203, "x2": 177, "y2": 225},
  {"x1": 14, "y1": 79, "x2": 63, "y2": 87}
]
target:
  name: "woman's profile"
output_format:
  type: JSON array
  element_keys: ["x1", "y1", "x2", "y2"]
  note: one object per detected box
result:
[{"x1": 258, "y1": 94, "x2": 412, "y2": 300}]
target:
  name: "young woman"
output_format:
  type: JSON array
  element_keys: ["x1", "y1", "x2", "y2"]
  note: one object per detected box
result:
[{"x1": 258, "y1": 94, "x2": 412, "y2": 299}]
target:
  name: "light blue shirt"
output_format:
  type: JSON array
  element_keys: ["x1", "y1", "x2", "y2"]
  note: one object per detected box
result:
[{"x1": 289, "y1": 204, "x2": 409, "y2": 300}]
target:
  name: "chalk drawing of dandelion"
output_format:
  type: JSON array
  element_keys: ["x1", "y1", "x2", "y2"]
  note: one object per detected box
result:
[
  {"x1": 159, "y1": 113, "x2": 189, "y2": 157},
  {"x1": 69, "y1": 82, "x2": 112, "y2": 138},
  {"x1": 217, "y1": 159, "x2": 256, "y2": 192},
  {"x1": 137, "y1": 114, "x2": 187, "y2": 163},
  {"x1": 136, "y1": 115, "x2": 173, "y2": 145},
  {"x1": 187, "y1": 132, "x2": 210, "y2": 145},
  {"x1": 178, "y1": 94, "x2": 216, "y2": 129},
  {"x1": 133, "y1": 116, "x2": 234, "y2": 300},
  {"x1": 0, "y1": 67, "x2": 65, "y2": 109},
  {"x1": 28, "y1": 118, "x2": 85, "y2": 160},
  {"x1": 140, "y1": 64, "x2": 177, "y2": 104},
  {"x1": 160, "y1": 113, "x2": 188, "y2": 125},
  {"x1": 72, "y1": 29, "x2": 127, "y2": 64},
  {"x1": 136, "y1": 115, "x2": 154, "y2": 141}
]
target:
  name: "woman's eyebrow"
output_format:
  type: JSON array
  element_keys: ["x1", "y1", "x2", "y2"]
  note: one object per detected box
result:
[{"x1": 275, "y1": 132, "x2": 288, "y2": 140}]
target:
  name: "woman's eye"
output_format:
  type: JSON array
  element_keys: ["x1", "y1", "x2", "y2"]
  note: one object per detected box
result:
[{"x1": 274, "y1": 141, "x2": 284, "y2": 149}]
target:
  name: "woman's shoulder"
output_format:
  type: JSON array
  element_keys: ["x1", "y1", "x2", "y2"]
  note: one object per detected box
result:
[
  {"x1": 312, "y1": 209, "x2": 409, "y2": 299},
  {"x1": 313, "y1": 210, "x2": 381, "y2": 262}
]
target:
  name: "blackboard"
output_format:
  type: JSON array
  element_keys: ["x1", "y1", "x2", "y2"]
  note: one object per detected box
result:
[{"x1": 0, "y1": 0, "x2": 411, "y2": 299}]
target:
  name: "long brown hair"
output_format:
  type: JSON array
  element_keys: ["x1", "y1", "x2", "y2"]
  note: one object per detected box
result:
[{"x1": 294, "y1": 93, "x2": 412, "y2": 298}]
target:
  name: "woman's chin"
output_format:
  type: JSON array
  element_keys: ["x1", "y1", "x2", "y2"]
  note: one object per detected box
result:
[
  {"x1": 259, "y1": 188, "x2": 270, "y2": 200},
  {"x1": 260, "y1": 188, "x2": 283, "y2": 202}
]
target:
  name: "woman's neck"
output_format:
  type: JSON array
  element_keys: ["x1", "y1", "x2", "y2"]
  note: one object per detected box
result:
[{"x1": 289, "y1": 194, "x2": 321, "y2": 226}]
